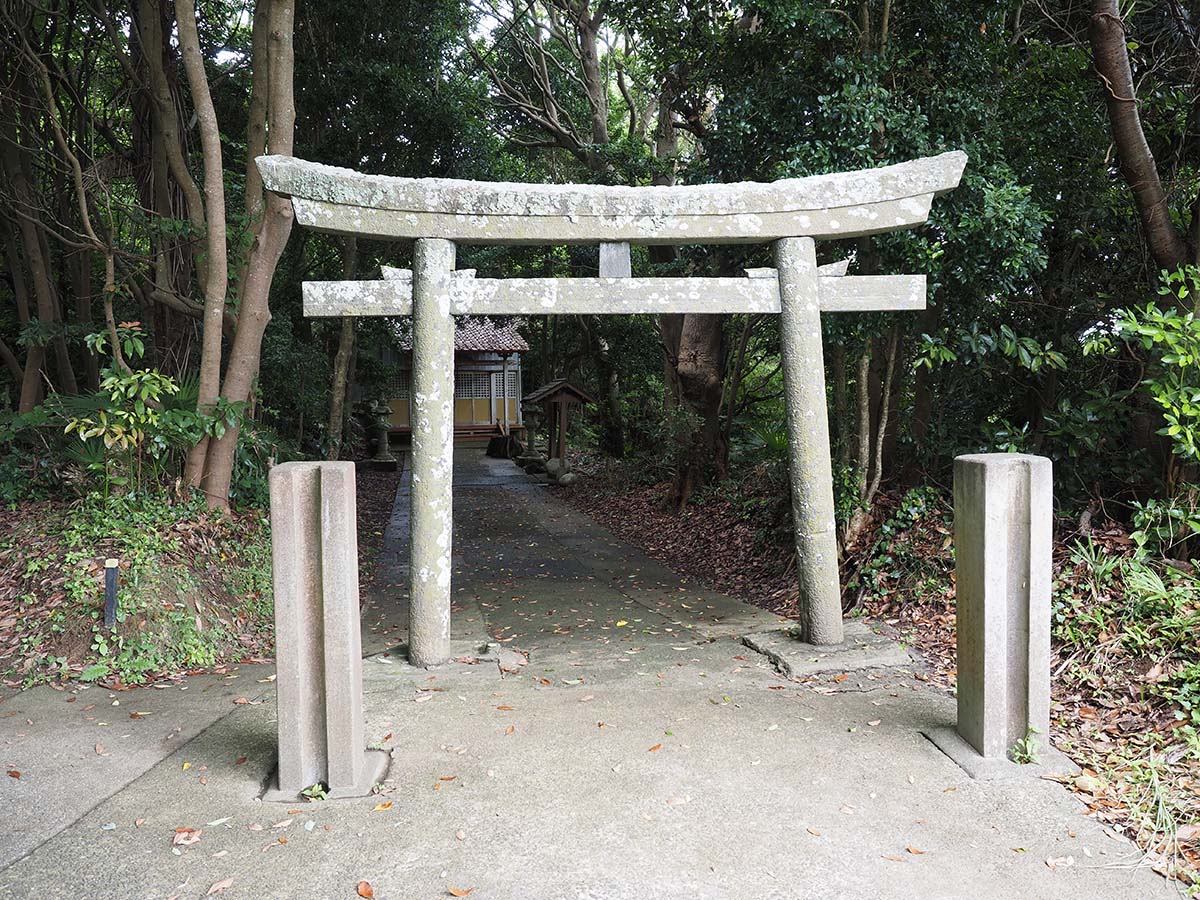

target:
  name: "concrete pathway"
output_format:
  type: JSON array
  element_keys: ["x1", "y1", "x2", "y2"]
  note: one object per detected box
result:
[{"x1": 0, "y1": 452, "x2": 1175, "y2": 899}]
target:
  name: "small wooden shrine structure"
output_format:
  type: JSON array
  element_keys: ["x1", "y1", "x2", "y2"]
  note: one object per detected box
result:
[{"x1": 522, "y1": 379, "x2": 595, "y2": 460}]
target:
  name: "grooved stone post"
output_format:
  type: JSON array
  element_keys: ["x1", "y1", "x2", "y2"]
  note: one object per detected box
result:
[
  {"x1": 409, "y1": 237, "x2": 456, "y2": 667},
  {"x1": 266, "y1": 461, "x2": 388, "y2": 800},
  {"x1": 954, "y1": 453, "x2": 1052, "y2": 760},
  {"x1": 774, "y1": 236, "x2": 843, "y2": 645}
]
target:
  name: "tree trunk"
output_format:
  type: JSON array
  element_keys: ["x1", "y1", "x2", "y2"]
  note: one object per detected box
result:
[
  {"x1": 177, "y1": 0, "x2": 230, "y2": 487},
  {"x1": 1089, "y1": 0, "x2": 1188, "y2": 270},
  {"x1": 583, "y1": 317, "x2": 624, "y2": 457},
  {"x1": 1, "y1": 221, "x2": 44, "y2": 411},
  {"x1": 200, "y1": 0, "x2": 296, "y2": 509},
  {"x1": 327, "y1": 237, "x2": 358, "y2": 459},
  {"x1": 667, "y1": 312, "x2": 727, "y2": 509}
]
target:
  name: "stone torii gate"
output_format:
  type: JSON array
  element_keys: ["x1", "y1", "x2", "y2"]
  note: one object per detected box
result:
[{"x1": 259, "y1": 151, "x2": 966, "y2": 669}]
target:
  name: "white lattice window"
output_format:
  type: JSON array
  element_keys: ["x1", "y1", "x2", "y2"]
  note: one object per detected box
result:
[
  {"x1": 455, "y1": 371, "x2": 491, "y2": 399},
  {"x1": 506, "y1": 370, "x2": 521, "y2": 398},
  {"x1": 386, "y1": 369, "x2": 410, "y2": 399}
]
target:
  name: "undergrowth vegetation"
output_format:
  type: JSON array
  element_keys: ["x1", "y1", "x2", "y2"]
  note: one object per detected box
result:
[
  {"x1": 0, "y1": 326, "x2": 276, "y2": 686},
  {"x1": 0, "y1": 494, "x2": 272, "y2": 686}
]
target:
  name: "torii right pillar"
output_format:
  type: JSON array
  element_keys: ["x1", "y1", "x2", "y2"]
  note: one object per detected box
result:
[{"x1": 775, "y1": 236, "x2": 843, "y2": 645}]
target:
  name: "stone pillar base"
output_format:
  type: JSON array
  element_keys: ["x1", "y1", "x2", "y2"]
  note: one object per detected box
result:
[{"x1": 263, "y1": 749, "x2": 391, "y2": 803}]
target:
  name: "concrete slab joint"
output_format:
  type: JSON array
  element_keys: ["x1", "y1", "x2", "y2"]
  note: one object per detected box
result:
[
  {"x1": 927, "y1": 453, "x2": 1055, "y2": 779},
  {"x1": 266, "y1": 461, "x2": 389, "y2": 801}
]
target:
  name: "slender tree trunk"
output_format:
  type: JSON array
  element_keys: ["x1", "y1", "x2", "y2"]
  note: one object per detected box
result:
[
  {"x1": 327, "y1": 237, "x2": 358, "y2": 459},
  {"x1": 177, "y1": 0, "x2": 231, "y2": 487},
  {"x1": 832, "y1": 342, "x2": 850, "y2": 468},
  {"x1": 1089, "y1": 0, "x2": 1189, "y2": 270},
  {"x1": 1, "y1": 222, "x2": 44, "y2": 411},
  {"x1": 200, "y1": 0, "x2": 296, "y2": 508}
]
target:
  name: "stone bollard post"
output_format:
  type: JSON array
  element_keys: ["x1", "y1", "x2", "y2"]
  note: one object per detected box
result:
[
  {"x1": 264, "y1": 461, "x2": 388, "y2": 801},
  {"x1": 953, "y1": 453, "x2": 1052, "y2": 761}
]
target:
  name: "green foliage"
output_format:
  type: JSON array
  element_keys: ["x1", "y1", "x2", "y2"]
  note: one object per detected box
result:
[
  {"x1": 847, "y1": 487, "x2": 952, "y2": 601},
  {"x1": 1110, "y1": 269, "x2": 1200, "y2": 461},
  {"x1": 1055, "y1": 535, "x2": 1200, "y2": 726},
  {"x1": 1011, "y1": 728, "x2": 1042, "y2": 766}
]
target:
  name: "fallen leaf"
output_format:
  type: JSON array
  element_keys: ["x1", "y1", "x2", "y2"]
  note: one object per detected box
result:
[
  {"x1": 1175, "y1": 823, "x2": 1200, "y2": 842},
  {"x1": 356, "y1": 882, "x2": 375, "y2": 899},
  {"x1": 206, "y1": 878, "x2": 234, "y2": 895},
  {"x1": 6, "y1": 770, "x2": 19, "y2": 779},
  {"x1": 496, "y1": 705, "x2": 514, "y2": 711},
  {"x1": 647, "y1": 743, "x2": 662, "y2": 752},
  {"x1": 833, "y1": 674, "x2": 849, "y2": 683},
  {"x1": 906, "y1": 845, "x2": 925, "y2": 855},
  {"x1": 505, "y1": 725, "x2": 515, "y2": 735},
  {"x1": 235, "y1": 757, "x2": 247, "y2": 766},
  {"x1": 455, "y1": 830, "x2": 466, "y2": 841},
  {"x1": 1045, "y1": 855, "x2": 1074, "y2": 870},
  {"x1": 448, "y1": 887, "x2": 475, "y2": 897},
  {"x1": 372, "y1": 802, "x2": 393, "y2": 812},
  {"x1": 882, "y1": 854, "x2": 904, "y2": 862},
  {"x1": 806, "y1": 827, "x2": 821, "y2": 837},
  {"x1": 173, "y1": 827, "x2": 201, "y2": 844}
]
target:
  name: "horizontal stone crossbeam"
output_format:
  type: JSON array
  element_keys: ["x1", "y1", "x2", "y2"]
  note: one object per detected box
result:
[
  {"x1": 301, "y1": 266, "x2": 926, "y2": 318},
  {"x1": 257, "y1": 151, "x2": 967, "y2": 245}
]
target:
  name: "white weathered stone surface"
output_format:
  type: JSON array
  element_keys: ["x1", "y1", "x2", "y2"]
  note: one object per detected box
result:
[
  {"x1": 953, "y1": 453, "x2": 1053, "y2": 761},
  {"x1": 303, "y1": 271, "x2": 926, "y2": 317},
  {"x1": 599, "y1": 242, "x2": 632, "y2": 277},
  {"x1": 258, "y1": 152, "x2": 966, "y2": 244},
  {"x1": 776, "y1": 237, "x2": 843, "y2": 646},
  {"x1": 408, "y1": 239, "x2": 456, "y2": 668},
  {"x1": 266, "y1": 461, "x2": 388, "y2": 800}
]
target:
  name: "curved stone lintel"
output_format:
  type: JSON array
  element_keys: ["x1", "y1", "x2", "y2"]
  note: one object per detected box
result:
[{"x1": 259, "y1": 152, "x2": 967, "y2": 245}]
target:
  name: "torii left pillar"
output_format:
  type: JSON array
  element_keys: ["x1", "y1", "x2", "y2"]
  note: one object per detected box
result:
[
  {"x1": 775, "y1": 236, "x2": 843, "y2": 645},
  {"x1": 408, "y1": 238, "x2": 456, "y2": 666}
]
